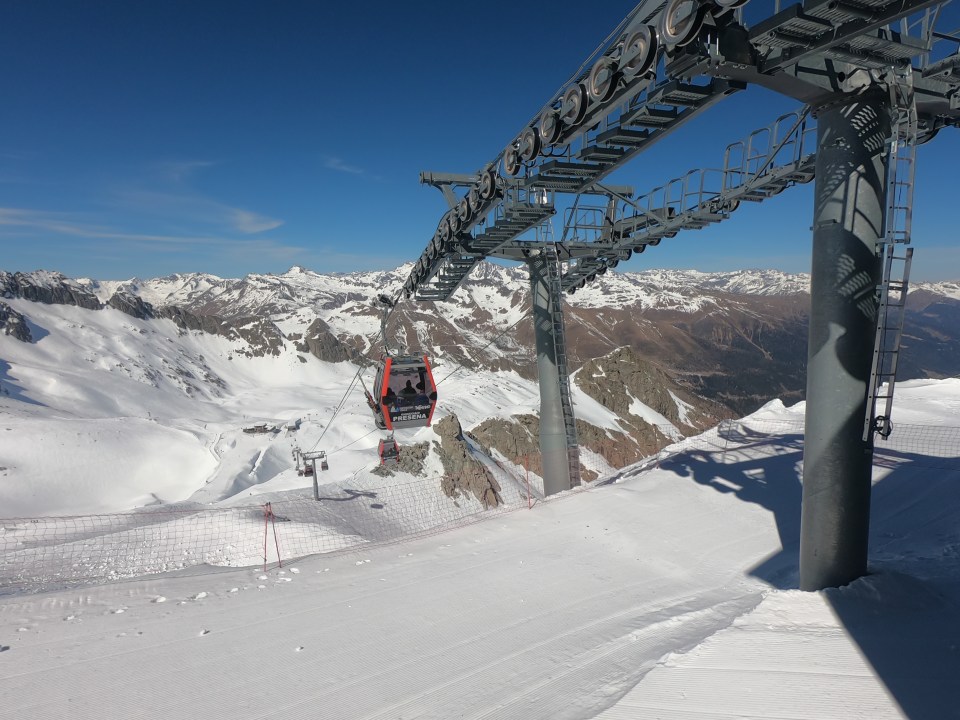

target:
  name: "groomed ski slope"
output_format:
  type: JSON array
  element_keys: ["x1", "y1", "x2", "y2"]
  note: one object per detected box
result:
[{"x1": 2, "y1": 380, "x2": 959, "y2": 719}]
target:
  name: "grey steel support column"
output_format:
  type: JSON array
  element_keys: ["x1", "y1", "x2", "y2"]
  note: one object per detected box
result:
[
  {"x1": 800, "y1": 87, "x2": 890, "y2": 591},
  {"x1": 528, "y1": 254, "x2": 572, "y2": 496}
]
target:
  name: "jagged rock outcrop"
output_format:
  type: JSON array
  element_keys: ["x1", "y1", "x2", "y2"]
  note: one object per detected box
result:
[
  {"x1": 576, "y1": 347, "x2": 680, "y2": 425},
  {"x1": 0, "y1": 271, "x2": 101, "y2": 310},
  {"x1": 573, "y1": 419, "x2": 648, "y2": 480},
  {"x1": 107, "y1": 291, "x2": 154, "y2": 320},
  {"x1": 372, "y1": 441, "x2": 429, "y2": 477},
  {"x1": 468, "y1": 341, "x2": 739, "y2": 475},
  {"x1": 575, "y1": 346, "x2": 728, "y2": 432},
  {"x1": 0, "y1": 302, "x2": 31, "y2": 342},
  {"x1": 468, "y1": 414, "x2": 540, "y2": 463},
  {"x1": 156, "y1": 305, "x2": 234, "y2": 336},
  {"x1": 433, "y1": 414, "x2": 502, "y2": 508},
  {"x1": 155, "y1": 306, "x2": 284, "y2": 357},
  {"x1": 467, "y1": 413, "x2": 648, "y2": 482},
  {"x1": 296, "y1": 318, "x2": 362, "y2": 364},
  {"x1": 231, "y1": 317, "x2": 284, "y2": 357}
]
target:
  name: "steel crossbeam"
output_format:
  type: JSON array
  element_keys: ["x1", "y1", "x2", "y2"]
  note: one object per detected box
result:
[{"x1": 405, "y1": 0, "x2": 957, "y2": 302}]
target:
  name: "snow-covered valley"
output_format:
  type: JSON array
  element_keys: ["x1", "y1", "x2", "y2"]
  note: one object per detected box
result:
[{"x1": 1, "y1": 267, "x2": 959, "y2": 719}]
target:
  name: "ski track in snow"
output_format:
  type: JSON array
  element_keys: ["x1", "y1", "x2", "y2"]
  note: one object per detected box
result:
[
  {"x1": 2, "y1": 273, "x2": 960, "y2": 717},
  {"x1": 0, "y1": 480, "x2": 769, "y2": 720},
  {"x1": 3, "y1": 413, "x2": 959, "y2": 719}
]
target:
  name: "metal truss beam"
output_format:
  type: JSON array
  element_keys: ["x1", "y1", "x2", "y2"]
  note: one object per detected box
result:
[
  {"x1": 558, "y1": 108, "x2": 818, "y2": 292},
  {"x1": 755, "y1": 0, "x2": 946, "y2": 75},
  {"x1": 404, "y1": 0, "x2": 957, "y2": 303},
  {"x1": 398, "y1": 1, "x2": 960, "y2": 593}
]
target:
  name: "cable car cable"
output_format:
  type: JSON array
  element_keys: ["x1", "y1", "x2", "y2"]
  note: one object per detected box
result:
[
  {"x1": 309, "y1": 365, "x2": 365, "y2": 452},
  {"x1": 328, "y1": 428, "x2": 379, "y2": 455},
  {"x1": 436, "y1": 314, "x2": 527, "y2": 386},
  {"x1": 376, "y1": 289, "x2": 406, "y2": 356}
]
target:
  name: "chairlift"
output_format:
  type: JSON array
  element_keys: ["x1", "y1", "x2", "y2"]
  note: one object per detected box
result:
[
  {"x1": 297, "y1": 450, "x2": 328, "y2": 475},
  {"x1": 378, "y1": 436, "x2": 400, "y2": 466},
  {"x1": 371, "y1": 354, "x2": 438, "y2": 431}
]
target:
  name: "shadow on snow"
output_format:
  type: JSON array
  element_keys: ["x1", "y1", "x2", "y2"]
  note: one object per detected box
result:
[{"x1": 661, "y1": 424, "x2": 960, "y2": 720}]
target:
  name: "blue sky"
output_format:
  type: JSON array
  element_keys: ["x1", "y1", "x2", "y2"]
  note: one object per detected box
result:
[{"x1": 2, "y1": 1, "x2": 958, "y2": 282}]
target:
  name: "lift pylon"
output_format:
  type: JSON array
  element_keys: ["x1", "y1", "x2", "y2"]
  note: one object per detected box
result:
[{"x1": 528, "y1": 247, "x2": 580, "y2": 495}]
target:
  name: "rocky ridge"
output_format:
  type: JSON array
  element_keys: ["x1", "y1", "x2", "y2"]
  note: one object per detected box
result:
[
  {"x1": 0, "y1": 302, "x2": 31, "y2": 342},
  {"x1": 5, "y1": 263, "x2": 960, "y2": 475}
]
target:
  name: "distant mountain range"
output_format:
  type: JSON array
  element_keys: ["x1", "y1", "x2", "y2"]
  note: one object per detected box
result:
[{"x1": 3, "y1": 263, "x2": 960, "y2": 469}]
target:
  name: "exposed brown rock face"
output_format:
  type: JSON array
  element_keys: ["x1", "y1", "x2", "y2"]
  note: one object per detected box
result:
[
  {"x1": 231, "y1": 317, "x2": 285, "y2": 357},
  {"x1": 155, "y1": 305, "x2": 232, "y2": 335},
  {"x1": 151, "y1": 307, "x2": 355, "y2": 364},
  {"x1": 562, "y1": 297, "x2": 811, "y2": 417},
  {"x1": 467, "y1": 346, "x2": 732, "y2": 478},
  {"x1": 574, "y1": 346, "x2": 730, "y2": 433},
  {"x1": 8, "y1": 263, "x2": 960, "y2": 480},
  {"x1": 469, "y1": 414, "x2": 540, "y2": 468},
  {"x1": 572, "y1": 419, "x2": 651, "y2": 481},
  {"x1": 433, "y1": 414, "x2": 502, "y2": 508},
  {"x1": 576, "y1": 348, "x2": 684, "y2": 424},
  {"x1": 468, "y1": 413, "x2": 648, "y2": 483}
]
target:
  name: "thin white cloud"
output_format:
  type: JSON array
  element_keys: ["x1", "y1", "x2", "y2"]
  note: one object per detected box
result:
[
  {"x1": 91, "y1": 159, "x2": 285, "y2": 235},
  {"x1": 108, "y1": 189, "x2": 283, "y2": 235},
  {"x1": 324, "y1": 157, "x2": 364, "y2": 175},
  {"x1": 229, "y1": 208, "x2": 284, "y2": 234},
  {"x1": 0, "y1": 207, "x2": 292, "y2": 251},
  {"x1": 0, "y1": 207, "x2": 113, "y2": 236}
]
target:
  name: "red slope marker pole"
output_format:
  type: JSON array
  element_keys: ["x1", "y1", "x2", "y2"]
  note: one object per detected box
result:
[{"x1": 263, "y1": 503, "x2": 283, "y2": 571}]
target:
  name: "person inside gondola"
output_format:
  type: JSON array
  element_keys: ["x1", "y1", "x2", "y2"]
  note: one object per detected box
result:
[
  {"x1": 384, "y1": 386, "x2": 397, "y2": 407},
  {"x1": 414, "y1": 379, "x2": 429, "y2": 405},
  {"x1": 400, "y1": 380, "x2": 417, "y2": 398}
]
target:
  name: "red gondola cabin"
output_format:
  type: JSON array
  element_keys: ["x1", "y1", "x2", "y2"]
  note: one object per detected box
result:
[
  {"x1": 373, "y1": 355, "x2": 438, "y2": 431},
  {"x1": 378, "y1": 437, "x2": 400, "y2": 466}
]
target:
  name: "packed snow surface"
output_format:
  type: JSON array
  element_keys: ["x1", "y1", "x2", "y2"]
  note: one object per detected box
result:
[{"x1": 1, "y1": 293, "x2": 959, "y2": 718}]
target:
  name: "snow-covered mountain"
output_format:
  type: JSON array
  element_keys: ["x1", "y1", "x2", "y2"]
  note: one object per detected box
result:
[
  {"x1": 3, "y1": 259, "x2": 960, "y2": 717},
  {"x1": 6, "y1": 262, "x2": 960, "y2": 404},
  {"x1": 3, "y1": 262, "x2": 960, "y2": 518}
]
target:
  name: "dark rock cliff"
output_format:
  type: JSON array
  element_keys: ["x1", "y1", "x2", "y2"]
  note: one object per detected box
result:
[
  {"x1": 0, "y1": 271, "x2": 101, "y2": 310},
  {"x1": 0, "y1": 302, "x2": 31, "y2": 342}
]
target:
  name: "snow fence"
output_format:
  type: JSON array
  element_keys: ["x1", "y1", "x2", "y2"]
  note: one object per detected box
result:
[
  {"x1": 0, "y1": 453, "x2": 592, "y2": 595},
  {"x1": 2, "y1": 420, "x2": 958, "y2": 595}
]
